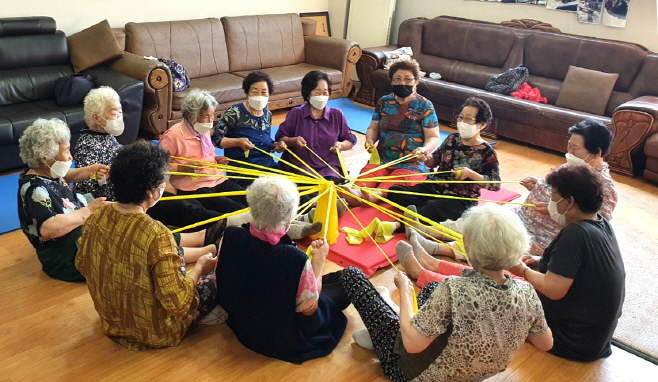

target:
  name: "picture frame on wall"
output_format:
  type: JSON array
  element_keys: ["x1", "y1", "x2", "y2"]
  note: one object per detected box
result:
[{"x1": 300, "y1": 12, "x2": 331, "y2": 37}]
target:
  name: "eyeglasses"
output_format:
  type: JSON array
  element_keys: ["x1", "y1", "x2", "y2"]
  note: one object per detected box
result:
[
  {"x1": 456, "y1": 115, "x2": 477, "y2": 123},
  {"x1": 391, "y1": 78, "x2": 415, "y2": 85}
]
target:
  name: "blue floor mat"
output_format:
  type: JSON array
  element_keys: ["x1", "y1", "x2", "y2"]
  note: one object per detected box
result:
[
  {"x1": 0, "y1": 172, "x2": 20, "y2": 234},
  {"x1": 327, "y1": 97, "x2": 373, "y2": 134}
]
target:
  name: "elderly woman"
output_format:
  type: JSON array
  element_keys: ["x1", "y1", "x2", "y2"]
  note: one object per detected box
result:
[
  {"x1": 215, "y1": 176, "x2": 350, "y2": 364},
  {"x1": 410, "y1": 119, "x2": 618, "y2": 263},
  {"x1": 509, "y1": 164, "x2": 625, "y2": 362},
  {"x1": 339, "y1": 204, "x2": 553, "y2": 382},
  {"x1": 275, "y1": 70, "x2": 355, "y2": 178},
  {"x1": 76, "y1": 142, "x2": 220, "y2": 350},
  {"x1": 386, "y1": 97, "x2": 500, "y2": 232},
  {"x1": 347, "y1": 59, "x2": 441, "y2": 206},
  {"x1": 212, "y1": 71, "x2": 286, "y2": 187},
  {"x1": 159, "y1": 89, "x2": 246, "y2": 214},
  {"x1": 17, "y1": 118, "x2": 109, "y2": 281}
]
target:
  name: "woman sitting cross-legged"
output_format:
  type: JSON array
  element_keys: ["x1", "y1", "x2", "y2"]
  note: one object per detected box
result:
[
  {"x1": 76, "y1": 142, "x2": 223, "y2": 350},
  {"x1": 508, "y1": 163, "x2": 625, "y2": 362},
  {"x1": 339, "y1": 203, "x2": 553, "y2": 382},
  {"x1": 386, "y1": 97, "x2": 500, "y2": 232},
  {"x1": 215, "y1": 175, "x2": 350, "y2": 364},
  {"x1": 17, "y1": 118, "x2": 110, "y2": 282}
]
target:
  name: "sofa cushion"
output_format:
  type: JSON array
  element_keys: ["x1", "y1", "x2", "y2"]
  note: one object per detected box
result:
[
  {"x1": 233, "y1": 63, "x2": 342, "y2": 95},
  {"x1": 222, "y1": 14, "x2": 305, "y2": 72},
  {"x1": 0, "y1": 64, "x2": 73, "y2": 106},
  {"x1": 646, "y1": 133, "x2": 658, "y2": 157},
  {"x1": 555, "y1": 66, "x2": 619, "y2": 115},
  {"x1": 421, "y1": 17, "x2": 516, "y2": 68},
  {"x1": 125, "y1": 18, "x2": 230, "y2": 78},
  {"x1": 67, "y1": 20, "x2": 123, "y2": 72},
  {"x1": 172, "y1": 73, "x2": 246, "y2": 111},
  {"x1": 524, "y1": 32, "x2": 645, "y2": 92},
  {"x1": 415, "y1": 53, "x2": 505, "y2": 90},
  {"x1": 0, "y1": 30, "x2": 68, "y2": 70},
  {"x1": 0, "y1": 103, "x2": 66, "y2": 145}
]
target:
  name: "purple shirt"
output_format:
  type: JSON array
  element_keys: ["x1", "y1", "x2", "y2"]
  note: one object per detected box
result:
[{"x1": 275, "y1": 104, "x2": 355, "y2": 178}]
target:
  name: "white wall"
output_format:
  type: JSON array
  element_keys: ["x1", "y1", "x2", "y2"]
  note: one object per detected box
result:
[
  {"x1": 1, "y1": 0, "x2": 328, "y2": 35},
  {"x1": 391, "y1": 0, "x2": 658, "y2": 52},
  {"x1": 329, "y1": 0, "x2": 350, "y2": 38}
]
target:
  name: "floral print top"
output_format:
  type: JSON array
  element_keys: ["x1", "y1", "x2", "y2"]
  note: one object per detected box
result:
[
  {"x1": 17, "y1": 172, "x2": 88, "y2": 281},
  {"x1": 74, "y1": 129, "x2": 121, "y2": 201},
  {"x1": 429, "y1": 133, "x2": 501, "y2": 199},
  {"x1": 372, "y1": 93, "x2": 439, "y2": 172}
]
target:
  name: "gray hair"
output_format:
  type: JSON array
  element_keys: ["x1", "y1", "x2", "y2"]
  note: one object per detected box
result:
[
  {"x1": 84, "y1": 86, "x2": 120, "y2": 127},
  {"x1": 461, "y1": 204, "x2": 529, "y2": 271},
  {"x1": 246, "y1": 176, "x2": 300, "y2": 232},
  {"x1": 181, "y1": 89, "x2": 218, "y2": 123},
  {"x1": 19, "y1": 118, "x2": 71, "y2": 169}
]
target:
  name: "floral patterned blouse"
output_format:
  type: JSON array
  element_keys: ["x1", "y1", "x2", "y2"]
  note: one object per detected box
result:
[
  {"x1": 513, "y1": 162, "x2": 618, "y2": 257},
  {"x1": 428, "y1": 133, "x2": 501, "y2": 199},
  {"x1": 73, "y1": 129, "x2": 121, "y2": 201},
  {"x1": 17, "y1": 172, "x2": 88, "y2": 281},
  {"x1": 372, "y1": 93, "x2": 439, "y2": 172}
]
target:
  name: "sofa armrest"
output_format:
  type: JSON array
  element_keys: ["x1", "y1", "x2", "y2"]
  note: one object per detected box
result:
[
  {"x1": 353, "y1": 45, "x2": 397, "y2": 106},
  {"x1": 607, "y1": 96, "x2": 658, "y2": 176},
  {"x1": 108, "y1": 52, "x2": 172, "y2": 137},
  {"x1": 304, "y1": 36, "x2": 361, "y2": 97},
  {"x1": 83, "y1": 66, "x2": 144, "y2": 145}
]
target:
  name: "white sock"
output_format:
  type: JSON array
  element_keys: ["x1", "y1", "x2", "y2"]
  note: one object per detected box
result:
[
  {"x1": 409, "y1": 229, "x2": 441, "y2": 256},
  {"x1": 376, "y1": 286, "x2": 400, "y2": 315},
  {"x1": 352, "y1": 328, "x2": 374, "y2": 350}
]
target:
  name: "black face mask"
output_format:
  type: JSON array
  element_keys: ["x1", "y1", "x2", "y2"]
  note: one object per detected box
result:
[{"x1": 391, "y1": 85, "x2": 414, "y2": 98}]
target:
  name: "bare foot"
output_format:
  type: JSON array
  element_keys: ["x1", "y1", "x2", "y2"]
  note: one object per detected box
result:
[{"x1": 342, "y1": 187, "x2": 363, "y2": 207}]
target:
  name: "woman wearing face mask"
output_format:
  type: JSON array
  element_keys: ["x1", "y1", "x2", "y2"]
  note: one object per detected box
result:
[
  {"x1": 385, "y1": 97, "x2": 500, "y2": 229},
  {"x1": 160, "y1": 89, "x2": 247, "y2": 214},
  {"x1": 275, "y1": 70, "x2": 355, "y2": 178},
  {"x1": 212, "y1": 71, "x2": 287, "y2": 187},
  {"x1": 406, "y1": 119, "x2": 619, "y2": 265},
  {"x1": 509, "y1": 164, "x2": 625, "y2": 362},
  {"x1": 76, "y1": 142, "x2": 222, "y2": 350},
  {"x1": 346, "y1": 59, "x2": 441, "y2": 206},
  {"x1": 17, "y1": 118, "x2": 110, "y2": 281}
]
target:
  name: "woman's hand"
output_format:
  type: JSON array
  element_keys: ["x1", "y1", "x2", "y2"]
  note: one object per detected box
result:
[
  {"x1": 365, "y1": 138, "x2": 376, "y2": 153},
  {"x1": 291, "y1": 136, "x2": 307, "y2": 148},
  {"x1": 414, "y1": 147, "x2": 431, "y2": 162},
  {"x1": 522, "y1": 255, "x2": 541, "y2": 269},
  {"x1": 272, "y1": 141, "x2": 287, "y2": 153},
  {"x1": 87, "y1": 164, "x2": 110, "y2": 180},
  {"x1": 310, "y1": 238, "x2": 329, "y2": 261},
  {"x1": 508, "y1": 261, "x2": 529, "y2": 278},
  {"x1": 394, "y1": 270, "x2": 413, "y2": 293},
  {"x1": 215, "y1": 156, "x2": 229, "y2": 165},
  {"x1": 521, "y1": 176, "x2": 539, "y2": 191},
  {"x1": 534, "y1": 202, "x2": 549, "y2": 216},
  {"x1": 329, "y1": 142, "x2": 342, "y2": 153},
  {"x1": 237, "y1": 138, "x2": 255, "y2": 151},
  {"x1": 195, "y1": 253, "x2": 218, "y2": 275},
  {"x1": 88, "y1": 197, "x2": 109, "y2": 213},
  {"x1": 453, "y1": 167, "x2": 476, "y2": 180},
  {"x1": 178, "y1": 163, "x2": 197, "y2": 173}
]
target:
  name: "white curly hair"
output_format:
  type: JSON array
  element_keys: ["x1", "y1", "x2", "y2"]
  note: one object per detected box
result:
[
  {"x1": 461, "y1": 203, "x2": 530, "y2": 271},
  {"x1": 83, "y1": 86, "x2": 120, "y2": 127},
  {"x1": 19, "y1": 118, "x2": 71, "y2": 169},
  {"x1": 246, "y1": 176, "x2": 300, "y2": 232}
]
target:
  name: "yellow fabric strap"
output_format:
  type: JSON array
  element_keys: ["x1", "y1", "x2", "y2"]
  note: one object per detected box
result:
[
  {"x1": 336, "y1": 148, "x2": 349, "y2": 179},
  {"x1": 357, "y1": 152, "x2": 416, "y2": 178},
  {"x1": 291, "y1": 186, "x2": 327, "y2": 222},
  {"x1": 252, "y1": 146, "x2": 322, "y2": 180},
  {"x1": 170, "y1": 207, "x2": 251, "y2": 233},
  {"x1": 368, "y1": 148, "x2": 381, "y2": 165},
  {"x1": 357, "y1": 170, "x2": 453, "y2": 181},
  {"x1": 304, "y1": 145, "x2": 344, "y2": 179},
  {"x1": 357, "y1": 186, "x2": 536, "y2": 208}
]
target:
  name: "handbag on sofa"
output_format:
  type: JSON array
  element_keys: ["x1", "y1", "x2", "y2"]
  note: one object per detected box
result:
[
  {"x1": 157, "y1": 58, "x2": 190, "y2": 92},
  {"x1": 486, "y1": 65, "x2": 529, "y2": 95},
  {"x1": 54, "y1": 73, "x2": 96, "y2": 106}
]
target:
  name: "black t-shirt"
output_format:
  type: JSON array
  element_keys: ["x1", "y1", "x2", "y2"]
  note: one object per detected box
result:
[{"x1": 538, "y1": 216, "x2": 625, "y2": 361}]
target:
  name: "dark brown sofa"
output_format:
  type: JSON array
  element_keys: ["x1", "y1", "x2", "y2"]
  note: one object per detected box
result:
[
  {"x1": 112, "y1": 13, "x2": 361, "y2": 137},
  {"x1": 355, "y1": 16, "x2": 658, "y2": 179}
]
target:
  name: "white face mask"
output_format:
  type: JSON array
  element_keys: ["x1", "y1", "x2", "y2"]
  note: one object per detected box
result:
[
  {"x1": 49, "y1": 160, "x2": 72, "y2": 179},
  {"x1": 309, "y1": 95, "x2": 329, "y2": 110},
  {"x1": 547, "y1": 197, "x2": 569, "y2": 226},
  {"x1": 565, "y1": 152, "x2": 591, "y2": 166},
  {"x1": 457, "y1": 121, "x2": 478, "y2": 139},
  {"x1": 101, "y1": 116, "x2": 124, "y2": 136},
  {"x1": 151, "y1": 186, "x2": 165, "y2": 207},
  {"x1": 248, "y1": 96, "x2": 269, "y2": 111},
  {"x1": 193, "y1": 122, "x2": 213, "y2": 135}
]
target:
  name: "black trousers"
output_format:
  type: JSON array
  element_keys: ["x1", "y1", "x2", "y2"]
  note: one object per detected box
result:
[
  {"x1": 387, "y1": 183, "x2": 475, "y2": 223},
  {"x1": 177, "y1": 179, "x2": 247, "y2": 215},
  {"x1": 147, "y1": 191, "x2": 219, "y2": 231}
]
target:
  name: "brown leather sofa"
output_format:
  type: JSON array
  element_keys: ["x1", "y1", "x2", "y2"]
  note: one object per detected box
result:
[
  {"x1": 111, "y1": 13, "x2": 361, "y2": 137},
  {"x1": 645, "y1": 134, "x2": 658, "y2": 184},
  {"x1": 355, "y1": 16, "x2": 658, "y2": 179}
]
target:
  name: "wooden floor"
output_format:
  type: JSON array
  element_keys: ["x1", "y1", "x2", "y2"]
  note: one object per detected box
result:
[{"x1": 1, "y1": 107, "x2": 658, "y2": 381}]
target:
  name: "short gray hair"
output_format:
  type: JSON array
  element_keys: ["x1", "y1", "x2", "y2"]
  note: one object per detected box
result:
[
  {"x1": 461, "y1": 204, "x2": 529, "y2": 271},
  {"x1": 247, "y1": 176, "x2": 300, "y2": 232},
  {"x1": 84, "y1": 86, "x2": 120, "y2": 127},
  {"x1": 19, "y1": 118, "x2": 71, "y2": 169},
  {"x1": 181, "y1": 89, "x2": 218, "y2": 123}
]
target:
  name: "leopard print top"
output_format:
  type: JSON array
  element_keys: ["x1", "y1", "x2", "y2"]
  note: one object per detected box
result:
[{"x1": 411, "y1": 269, "x2": 548, "y2": 382}]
